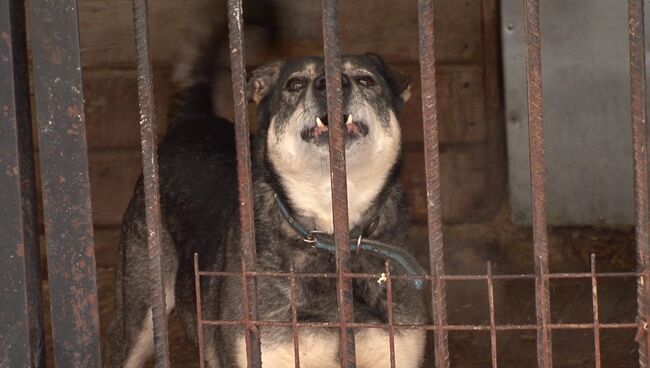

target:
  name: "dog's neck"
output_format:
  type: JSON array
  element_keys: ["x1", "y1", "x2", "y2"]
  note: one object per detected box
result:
[{"x1": 271, "y1": 154, "x2": 395, "y2": 234}]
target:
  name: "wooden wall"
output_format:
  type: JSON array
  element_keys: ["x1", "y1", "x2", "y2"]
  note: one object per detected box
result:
[{"x1": 42, "y1": 0, "x2": 504, "y2": 263}]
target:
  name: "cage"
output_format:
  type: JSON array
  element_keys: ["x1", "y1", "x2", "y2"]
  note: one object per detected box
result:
[{"x1": 0, "y1": 0, "x2": 647, "y2": 367}]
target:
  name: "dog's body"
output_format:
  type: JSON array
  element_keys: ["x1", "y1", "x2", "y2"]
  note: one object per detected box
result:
[{"x1": 104, "y1": 49, "x2": 428, "y2": 366}]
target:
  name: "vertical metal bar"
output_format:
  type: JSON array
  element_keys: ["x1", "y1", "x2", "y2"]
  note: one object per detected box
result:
[
  {"x1": 0, "y1": 0, "x2": 45, "y2": 366},
  {"x1": 321, "y1": 1, "x2": 356, "y2": 366},
  {"x1": 487, "y1": 262, "x2": 498, "y2": 368},
  {"x1": 384, "y1": 262, "x2": 397, "y2": 368},
  {"x1": 522, "y1": 0, "x2": 552, "y2": 366},
  {"x1": 131, "y1": 0, "x2": 170, "y2": 366},
  {"x1": 590, "y1": 255, "x2": 602, "y2": 368},
  {"x1": 417, "y1": 0, "x2": 450, "y2": 366},
  {"x1": 225, "y1": 1, "x2": 262, "y2": 367},
  {"x1": 628, "y1": 1, "x2": 650, "y2": 366},
  {"x1": 194, "y1": 254, "x2": 206, "y2": 368},
  {"x1": 289, "y1": 266, "x2": 301, "y2": 368},
  {"x1": 28, "y1": 0, "x2": 102, "y2": 366}
]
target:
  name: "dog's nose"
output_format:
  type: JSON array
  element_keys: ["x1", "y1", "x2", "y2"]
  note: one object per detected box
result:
[{"x1": 315, "y1": 74, "x2": 351, "y2": 93}]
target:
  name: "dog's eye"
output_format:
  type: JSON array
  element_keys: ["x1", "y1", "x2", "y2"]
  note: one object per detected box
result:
[
  {"x1": 286, "y1": 78, "x2": 307, "y2": 92},
  {"x1": 356, "y1": 76, "x2": 376, "y2": 87}
]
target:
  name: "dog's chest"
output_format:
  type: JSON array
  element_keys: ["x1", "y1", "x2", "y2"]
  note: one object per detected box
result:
[
  {"x1": 235, "y1": 328, "x2": 426, "y2": 368},
  {"x1": 281, "y1": 170, "x2": 383, "y2": 233}
]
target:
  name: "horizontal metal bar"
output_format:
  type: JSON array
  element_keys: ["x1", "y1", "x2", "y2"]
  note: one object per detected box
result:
[
  {"x1": 198, "y1": 319, "x2": 638, "y2": 332},
  {"x1": 28, "y1": 0, "x2": 102, "y2": 366},
  {"x1": 198, "y1": 270, "x2": 642, "y2": 280}
]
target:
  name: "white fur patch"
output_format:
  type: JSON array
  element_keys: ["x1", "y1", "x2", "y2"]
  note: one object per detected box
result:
[
  {"x1": 122, "y1": 283, "x2": 176, "y2": 368},
  {"x1": 123, "y1": 310, "x2": 154, "y2": 368},
  {"x1": 235, "y1": 328, "x2": 425, "y2": 368},
  {"x1": 236, "y1": 330, "x2": 339, "y2": 368},
  {"x1": 267, "y1": 106, "x2": 402, "y2": 233},
  {"x1": 355, "y1": 329, "x2": 426, "y2": 368}
]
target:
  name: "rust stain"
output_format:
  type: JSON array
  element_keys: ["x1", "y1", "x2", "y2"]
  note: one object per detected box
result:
[
  {"x1": 15, "y1": 243, "x2": 24, "y2": 258},
  {"x1": 50, "y1": 46, "x2": 63, "y2": 65},
  {"x1": 66, "y1": 105, "x2": 81, "y2": 118}
]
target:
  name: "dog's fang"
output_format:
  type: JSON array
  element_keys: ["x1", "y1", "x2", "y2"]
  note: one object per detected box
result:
[
  {"x1": 346, "y1": 114, "x2": 353, "y2": 125},
  {"x1": 316, "y1": 117, "x2": 325, "y2": 128}
]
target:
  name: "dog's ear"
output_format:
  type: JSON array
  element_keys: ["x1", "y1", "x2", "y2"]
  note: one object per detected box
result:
[
  {"x1": 365, "y1": 53, "x2": 412, "y2": 110},
  {"x1": 247, "y1": 61, "x2": 285, "y2": 104}
]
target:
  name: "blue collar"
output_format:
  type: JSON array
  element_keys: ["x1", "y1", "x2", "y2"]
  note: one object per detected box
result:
[{"x1": 274, "y1": 194, "x2": 424, "y2": 289}]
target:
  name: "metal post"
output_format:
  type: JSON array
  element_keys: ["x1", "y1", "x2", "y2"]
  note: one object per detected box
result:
[
  {"x1": 417, "y1": 0, "x2": 450, "y2": 366},
  {"x1": 28, "y1": 0, "x2": 102, "y2": 366},
  {"x1": 131, "y1": 0, "x2": 171, "y2": 366},
  {"x1": 522, "y1": 0, "x2": 552, "y2": 366},
  {"x1": 321, "y1": 0, "x2": 356, "y2": 366},
  {"x1": 0, "y1": 0, "x2": 45, "y2": 366},
  {"x1": 226, "y1": 0, "x2": 262, "y2": 366},
  {"x1": 628, "y1": 0, "x2": 650, "y2": 366}
]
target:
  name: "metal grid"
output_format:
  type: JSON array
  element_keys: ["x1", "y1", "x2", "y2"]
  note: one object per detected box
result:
[{"x1": 0, "y1": 0, "x2": 648, "y2": 367}]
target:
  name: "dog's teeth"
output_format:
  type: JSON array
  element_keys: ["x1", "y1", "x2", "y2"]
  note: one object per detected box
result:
[
  {"x1": 316, "y1": 117, "x2": 325, "y2": 127},
  {"x1": 346, "y1": 115, "x2": 353, "y2": 125}
]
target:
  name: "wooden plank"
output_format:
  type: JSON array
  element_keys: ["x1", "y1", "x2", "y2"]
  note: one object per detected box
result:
[
  {"x1": 401, "y1": 144, "x2": 497, "y2": 224},
  {"x1": 74, "y1": 0, "x2": 482, "y2": 68},
  {"x1": 399, "y1": 63, "x2": 486, "y2": 144},
  {"x1": 83, "y1": 69, "x2": 171, "y2": 148},
  {"x1": 35, "y1": 150, "x2": 142, "y2": 228},
  {"x1": 87, "y1": 150, "x2": 142, "y2": 227},
  {"x1": 63, "y1": 144, "x2": 499, "y2": 228},
  {"x1": 29, "y1": 68, "x2": 171, "y2": 150},
  {"x1": 272, "y1": 0, "x2": 484, "y2": 64}
]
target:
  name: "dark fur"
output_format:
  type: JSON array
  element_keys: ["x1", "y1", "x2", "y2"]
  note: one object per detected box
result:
[{"x1": 104, "y1": 54, "x2": 427, "y2": 367}]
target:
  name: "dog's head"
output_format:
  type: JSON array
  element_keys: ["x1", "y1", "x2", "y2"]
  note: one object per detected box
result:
[
  {"x1": 250, "y1": 53, "x2": 410, "y2": 167},
  {"x1": 250, "y1": 54, "x2": 411, "y2": 229}
]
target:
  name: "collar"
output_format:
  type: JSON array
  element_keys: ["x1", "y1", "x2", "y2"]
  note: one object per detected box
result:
[{"x1": 274, "y1": 193, "x2": 424, "y2": 289}]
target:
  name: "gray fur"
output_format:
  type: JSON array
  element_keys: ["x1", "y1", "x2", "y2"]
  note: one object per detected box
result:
[{"x1": 104, "y1": 54, "x2": 428, "y2": 367}]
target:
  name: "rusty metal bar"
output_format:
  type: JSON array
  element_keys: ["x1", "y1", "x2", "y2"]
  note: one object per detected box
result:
[
  {"x1": 385, "y1": 262, "x2": 397, "y2": 368},
  {"x1": 131, "y1": 0, "x2": 170, "y2": 366},
  {"x1": 522, "y1": 0, "x2": 552, "y2": 366},
  {"x1": 628, "y1": 1, "x2": 650, "y2": 366},
  {"x1": 28, "y1": 0, "x2": 102, "y2": 366},
  {"x1": 417, "y1": 0, "x2": 450, "y2": 366},
  {"x1": 194, "y1": 254, "x2": 206, "y2": 368},
  {"x1": 321, "y1": 0, "x2": 356, "y2": 366},
  {"x1": 198, "y1": 318, "x2": 638, "y2": 332},
  {"x1": 487, "y1": 262, "x2": 498, "y2": 368},
  {"x1": 198, "y1": 269, "x2": 643, "y2": 281},
  {"x1": 226, "y1": 0, "x2": 262, "y2": 366},
  {"x1": 590, "y1": 255, "x2": 602, "y2": 368},
  {"x1": 0, "y1": 0, "x2": 45, "y2": 366},
  {"x1": 289, "y1": 266, "x2": 301, "y2": 368}
]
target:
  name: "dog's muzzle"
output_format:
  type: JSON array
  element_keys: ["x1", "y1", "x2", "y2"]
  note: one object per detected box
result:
[{"x1": 300, "y1": 114, "x2": 369, "y2": 144}]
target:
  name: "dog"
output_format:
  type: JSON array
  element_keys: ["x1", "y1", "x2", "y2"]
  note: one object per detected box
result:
[{"x1": 104, "y1": 31, "x2": 428, "y2": 368}]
